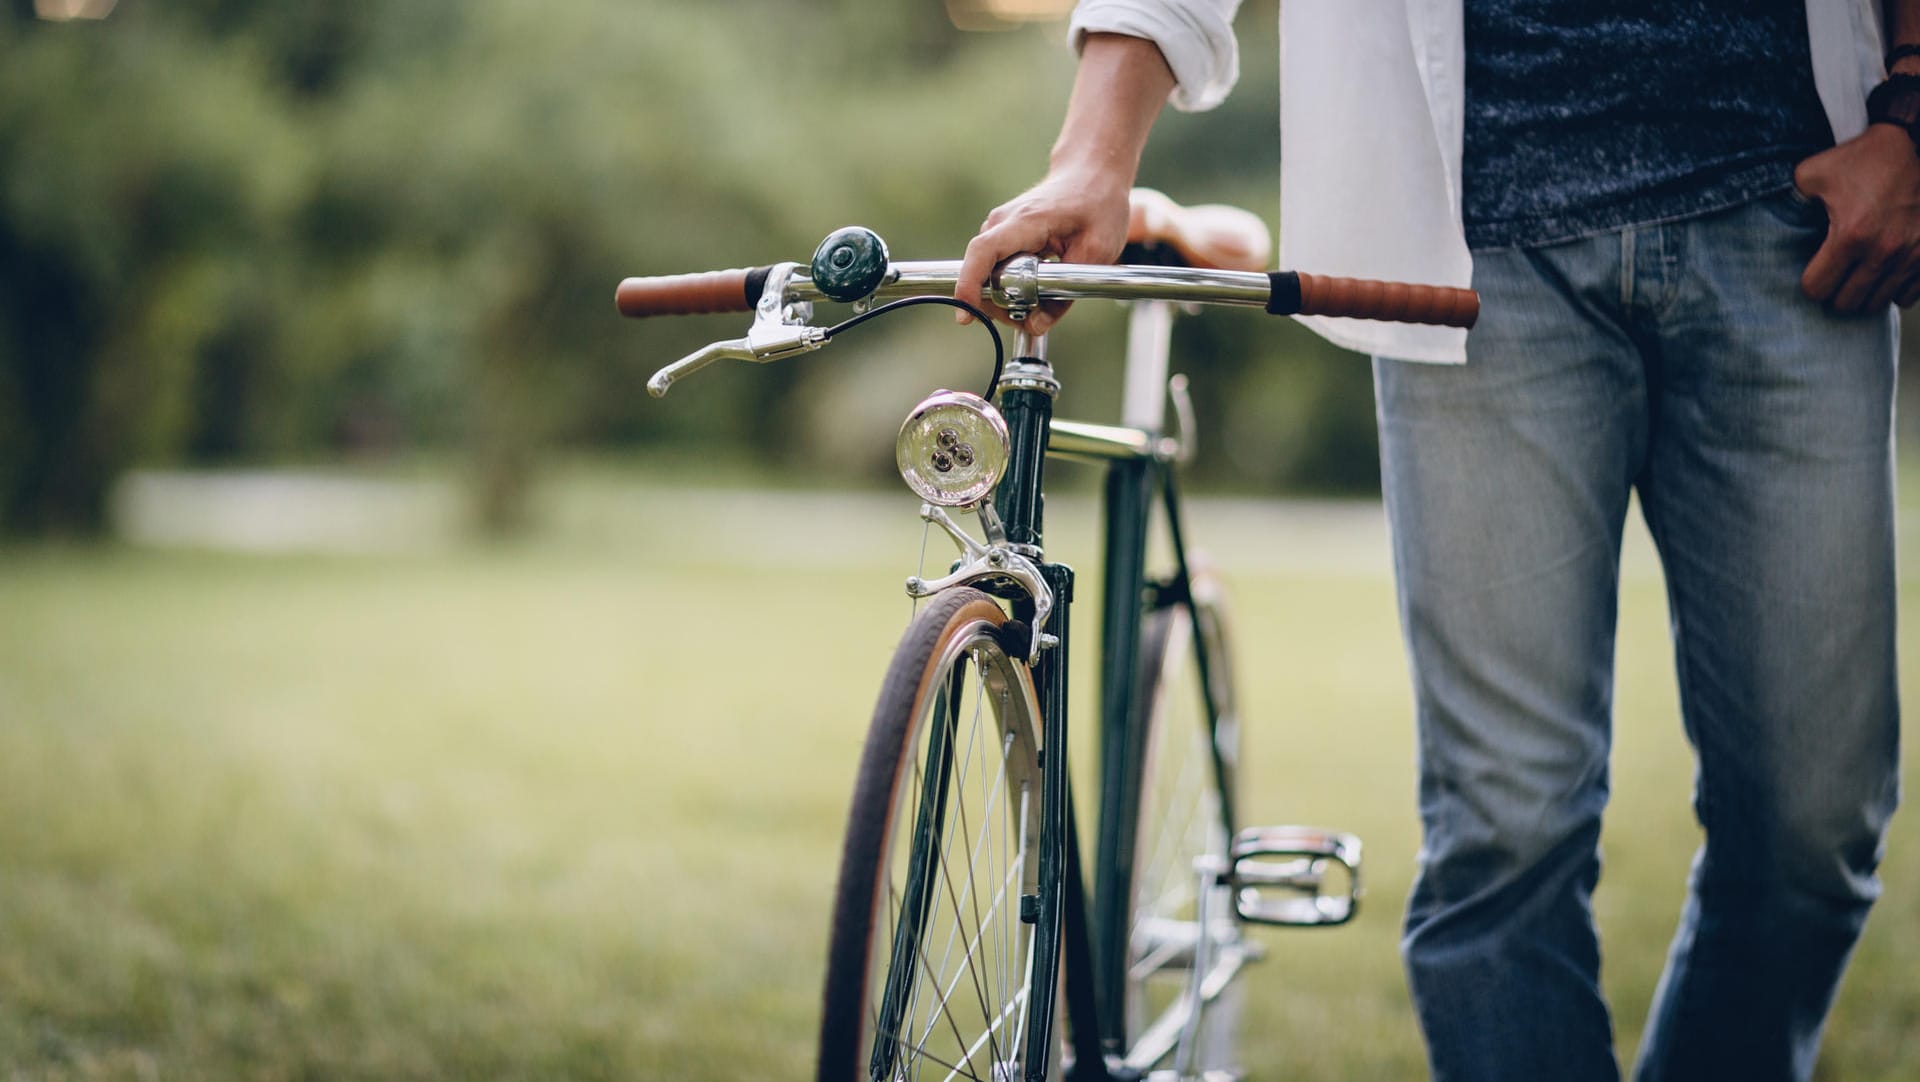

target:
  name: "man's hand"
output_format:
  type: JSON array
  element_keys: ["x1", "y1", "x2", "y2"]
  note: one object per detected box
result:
[
  {"x1": 1794, "y1": 123, "x2": 1920, "y2": 311},
  {"x1": 955, "y1": 171, "x2": 1132, "y2": 335},
  {"x1": 953, "y1": 33, "x2": 1175, "y2": 335}
]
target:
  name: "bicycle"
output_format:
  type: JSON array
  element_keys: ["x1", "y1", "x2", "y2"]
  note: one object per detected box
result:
[{"x1": 617, "y1": 191, "x2": 1478, "y2": 1082}]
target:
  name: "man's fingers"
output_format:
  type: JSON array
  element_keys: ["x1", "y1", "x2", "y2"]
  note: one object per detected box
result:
[
  {"x1": 1862, "y1": 260, "x2": 1914, "y2": 312},
  {"x1": 1830, "y1": 264, "x2": 1880, "y2": 312},
  {"x1": 1018, "y1": 308, "x2": 1057, "y2": 337},
  {"x1": 955, "y1": 180, "x2": 1120, "y2": 331},
  {"x1": 1791, "y1": 159, "x2": 1818, "y2": 197},
  {"x1": 1892, "y1": 260, "x2": 1920, "y2": 308},
  {"x1": 1831, "y1": 256, "x2": 1897, "y2": 314},
  {"x1": 1799, "y1": 233, "x2": 1854, "y2": 304},
  {"x1": 1021, "y1": 300, "x2": 1076, "y2": 337},
  {"x1": 956, "y1": 225, "x2": 1021, "y2": 324},
  {"x1": 957, "y1": 218, "x2": 1065, "y2": 324}
]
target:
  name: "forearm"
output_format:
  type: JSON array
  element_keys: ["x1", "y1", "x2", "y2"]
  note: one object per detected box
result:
[
  {"x1": 954, "y1": 33, "x2": 1181, "y2": 331},
  {"x1": 1047, "y1": 33, "x2": 1177, "y2": 182}
]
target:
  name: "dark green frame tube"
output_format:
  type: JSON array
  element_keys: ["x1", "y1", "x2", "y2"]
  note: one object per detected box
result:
[
  {"x1": 1090, "y1": 456, "x2": 1157, "y2": 1056},
  {"x1": 994, "y1": 386, "x2": 1053, "y2": 548}
]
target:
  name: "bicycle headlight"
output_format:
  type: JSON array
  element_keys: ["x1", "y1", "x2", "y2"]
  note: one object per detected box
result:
[{"x1": 895, "y1": 390, "x2": 1010, "y2": 508}]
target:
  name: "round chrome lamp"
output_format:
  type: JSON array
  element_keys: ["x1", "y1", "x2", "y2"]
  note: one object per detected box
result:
[{"x1": 895, "y1": 390, "x2": 1011, "y2": 508}]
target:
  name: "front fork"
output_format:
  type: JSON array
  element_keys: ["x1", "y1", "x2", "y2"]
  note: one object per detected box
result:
[
  {"x1": 996, "y1": 339, "x2": 1165, "y2": 1082},
  {"x1": 966, "y1": 344, "x2": 1082, "y2": 1082},
  {"x1": 994, "y1": 342, "x2": 1183, "y2": 1082}
]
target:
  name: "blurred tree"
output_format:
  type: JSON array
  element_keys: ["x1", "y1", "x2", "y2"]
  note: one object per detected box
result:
[
  {"x1": 0, "y1": 0, "x2": 1427, "y2": 539},
  {"x1": 0, "y1": 12, "x2": 311, "y2": 532}
]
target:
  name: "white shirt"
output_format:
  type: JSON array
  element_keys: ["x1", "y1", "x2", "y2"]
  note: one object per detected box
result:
[{"x1": 1069, "y1": 0, "x2": 1888, "y2": 362}]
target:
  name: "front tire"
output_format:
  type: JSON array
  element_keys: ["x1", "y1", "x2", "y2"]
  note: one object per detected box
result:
[{"x1": 817, "y1": 588, "x2": 1052, "y2": 1082}]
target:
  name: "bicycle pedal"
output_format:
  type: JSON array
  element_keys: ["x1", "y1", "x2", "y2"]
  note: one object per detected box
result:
[{"x1": 1228, "y1": 826, "x2": 1362, "y2": 927}]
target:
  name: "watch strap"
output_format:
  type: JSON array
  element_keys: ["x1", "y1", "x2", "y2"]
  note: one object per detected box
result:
[{"x1": 1868, "y1": 74, "x2": 1920, "y2": 126}]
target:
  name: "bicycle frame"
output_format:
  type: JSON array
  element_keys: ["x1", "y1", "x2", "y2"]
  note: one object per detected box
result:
[{"x1": 979, "y1": 303, "x2": 1238, "y2": 1081}]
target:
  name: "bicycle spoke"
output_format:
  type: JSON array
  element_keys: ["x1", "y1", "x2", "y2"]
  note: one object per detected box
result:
[
  {"x1": 896, "y1": 662, "x2": 983, "y2": 1075},
  {"x1": 930, "y1": 782, "x2": 1004, "y2": 1072},
  {"x1": 933, "y1": 713, "x2": 1021, "y2": 1058},
  {"x1": 884, "y1": 650, "x2": 1033, "y2": 1082},
  {"x1": 914, "y1": 708, "x2": 1015, "y2": 1050},
  {"x1": 996, "y1": 730, "x2": 1013, "y2": 1034},
  {"x1": 1148, "y1": 741, "x2": 1200, "y2": 869},
  {"x1": 947, "y1": 985, "x2": 1030, "y2": 1082},
  {"x1": 902, "y1": 870, "x2": 990, "y2": 1082},
  {"x1": 908, "y1": 904, "x2": 987, "y2": 1082},
  {"x1": 1140, "y1": 730, "x2": 1203, "y2": 905},
  {"x1": 872, "y1": 1014, "x2": 991, "y2": 1082},
  {"x1": 1009, "y1": 787, "x2": 1035, "y2": 1058},
  {"x1": 946, "y1": 682, "x2": 1008, "y2": 1072},
  {"x1": 918, "y1": 832, "x2": 1026, "y2": 1055},
  {"x1": 894, "y1": 727, "x2": 941, "y2": 1078}
]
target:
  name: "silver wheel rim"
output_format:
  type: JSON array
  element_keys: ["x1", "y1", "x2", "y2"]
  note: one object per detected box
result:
[{"x1": 859, "y1": 621, "x2": 1045, "y2": 1082}]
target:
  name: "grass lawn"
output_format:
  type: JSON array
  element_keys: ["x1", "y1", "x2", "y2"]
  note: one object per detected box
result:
[{"x1": 1, "y1": 471, "x2": 1916, "y2": 1080}]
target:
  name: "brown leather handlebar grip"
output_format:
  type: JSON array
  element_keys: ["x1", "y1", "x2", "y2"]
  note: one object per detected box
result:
[
  {"x1": 616, "y1": 267, "x2": 773, "y2": 318},
  {"x1": 1266, "y1": 271, "x2": 1479, "y2": 329}
]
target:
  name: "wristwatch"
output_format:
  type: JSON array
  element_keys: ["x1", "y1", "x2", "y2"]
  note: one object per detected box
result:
[
  {"x1": 1867, "y1": 73, "x2": 1920, "y2": 155},
  {"x1": 1887, "y1": 43, "x2": 1920, "y2": 72}
]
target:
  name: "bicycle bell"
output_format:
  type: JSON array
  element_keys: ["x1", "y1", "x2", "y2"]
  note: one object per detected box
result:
[
  {"x1": 895, "y1": 390, "x2": 1010, "y2": 508},
  {"x1": 810, "y1": 226, "x2": 890, "y2": 303}
]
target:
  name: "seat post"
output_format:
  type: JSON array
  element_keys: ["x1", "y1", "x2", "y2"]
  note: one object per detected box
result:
[{"x1": 1121, "y1": 300, "x2": 1175, "y2": 433}]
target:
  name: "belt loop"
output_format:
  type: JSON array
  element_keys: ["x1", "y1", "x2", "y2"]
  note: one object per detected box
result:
[{"x1": 1619, "y1": 228, "x2": 1637, "y2": 310}]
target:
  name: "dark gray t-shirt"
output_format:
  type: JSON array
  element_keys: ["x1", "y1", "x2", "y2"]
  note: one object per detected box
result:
[{"x1": 1461, "y1": 0, "x2": 1835, "y2": 250}]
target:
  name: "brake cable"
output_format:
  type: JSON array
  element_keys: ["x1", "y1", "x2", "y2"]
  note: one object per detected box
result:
[{"x1": 820, "y1": 296, "x2": 1007, "y2": 401}]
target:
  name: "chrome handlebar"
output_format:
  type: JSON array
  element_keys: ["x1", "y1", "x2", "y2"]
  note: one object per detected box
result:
[
  {"x1": 645, "y1": 258, "x2": 1272, "y2": 398},
  {"x1": 815, "y1": 256, "x2": 1273, "y2": 314}
]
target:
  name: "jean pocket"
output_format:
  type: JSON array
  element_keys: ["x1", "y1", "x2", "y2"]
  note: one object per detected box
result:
[{"x1": 1756, "y1": 186, "x2": 1827, "y2": 229}]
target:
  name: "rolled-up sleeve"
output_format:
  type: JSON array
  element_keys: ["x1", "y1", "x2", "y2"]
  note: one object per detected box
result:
[{"x1": 1068, "y1": 0, "x2": 1242, "y2": 112}]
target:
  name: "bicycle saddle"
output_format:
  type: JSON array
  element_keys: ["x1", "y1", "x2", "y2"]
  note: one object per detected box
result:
[{"x1": 1126, "y1": 187, "x2": 1272, "y2": 273}]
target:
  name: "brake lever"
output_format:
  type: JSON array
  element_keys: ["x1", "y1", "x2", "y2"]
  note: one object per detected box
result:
[
  {"x1": 646, "y1": 338, "x2": 756, "y2": 397},
  {"x1": 646, "y1": 262, "x2": 827, "y2": 398}
]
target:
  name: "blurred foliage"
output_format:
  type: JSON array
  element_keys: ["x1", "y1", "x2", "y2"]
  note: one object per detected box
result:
[{"x1": 3, "y1": 0, "x2": 1430, "y2": 534}]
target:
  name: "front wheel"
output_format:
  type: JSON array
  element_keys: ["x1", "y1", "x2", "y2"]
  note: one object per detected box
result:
[{"x1": 817, "y1": 588, "x2": 1054, "y2": 1082}]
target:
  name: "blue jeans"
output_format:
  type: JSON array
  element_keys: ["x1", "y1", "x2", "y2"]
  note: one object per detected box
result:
[{"x1": 1372, "y1": 191, "x2": 1901, "y2": 1082}]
